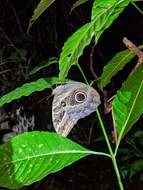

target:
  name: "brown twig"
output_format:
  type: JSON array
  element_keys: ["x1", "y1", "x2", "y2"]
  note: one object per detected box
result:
[
  {"x1": 123, "y1": 37, "x2": 143, "y2": 65},
  {"x1": 111, "y1": 110, "x2": 118, "y2": 145},
  {"x1": 89, "y1": 44, "x2": 98, "y2": 81},
  {"x1": 0, "y1": 69, "x2": 11, "y2": 75}
]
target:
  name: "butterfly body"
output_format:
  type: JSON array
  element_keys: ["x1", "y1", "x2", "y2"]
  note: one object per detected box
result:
[{"x1": 52, "y1": 82, "x2": 100, "y2": 137}]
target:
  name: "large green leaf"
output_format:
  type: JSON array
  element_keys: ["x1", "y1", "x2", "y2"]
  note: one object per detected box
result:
[
  {"x1": 113, "y1": 64, "x2": 143, "y2": 151},
  {"x1": 0, "y1": 131, "x2": 96, "y2": 189},
  {"x1": 100, "y1": 45, "x2": 143, "y2": 88},
  {"x1": 0, "y1": 77, "x2": 61, "y2": 106},
  {"x1": 59, "y1": 0, "x2": 130, "y2": 80},
  {"x1": 91, "y1": 0, "x2": 130, "y2": 40},
  {"x1": 27, "y1": 0, "x2": 55, "y2": 32}
]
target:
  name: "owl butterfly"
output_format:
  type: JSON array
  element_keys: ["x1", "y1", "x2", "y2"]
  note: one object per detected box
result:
[{"x1": 52, "y1": 82, "x2": 101, "y2": 137}]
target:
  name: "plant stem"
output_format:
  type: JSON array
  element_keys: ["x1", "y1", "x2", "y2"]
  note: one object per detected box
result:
[
  {"x1": 96, "y1": 108, "x2": 113, "y2": 154},
  {"x1": 77, "y1": 63, "x2": 89, "y2": 85},
  {"x1": 77, "y1": 65, "x2": 124, "y2": 190},
  {"x1": 112, "y1": 156, "x2": 124, "y2": 190},
  {"x1": 87, "y1": 151, "x2": 111, "y2": 158},
  {"x1": 132, "y1": 2, "x2": 143, "y2": 15},
  {"x1": 96, "y1": 108, "x2": 124, "y2": 189}
]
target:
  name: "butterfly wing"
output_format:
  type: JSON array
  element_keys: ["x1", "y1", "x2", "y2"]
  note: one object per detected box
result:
[{"x1": 52, "y1": 82, "x2": 100, "y2": 137}]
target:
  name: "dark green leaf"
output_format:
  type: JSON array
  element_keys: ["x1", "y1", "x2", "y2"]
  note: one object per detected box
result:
[
  {"x1": 29, "y1": 57, "x2": 58, "y2": 75},
  {"x1": 129, "y1": 159, "x2": 143, "y2": 179},
  {"x1": 70, "y1": 0, "x2": 88, "y2": 14},
  {"x1": 28, "y1": 0, "x2": 55, "y2": 32}
]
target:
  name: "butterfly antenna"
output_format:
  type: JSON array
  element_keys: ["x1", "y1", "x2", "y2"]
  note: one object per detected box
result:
[{"x1": 38, "y1": 93, "x2": 54, "y2": 104}]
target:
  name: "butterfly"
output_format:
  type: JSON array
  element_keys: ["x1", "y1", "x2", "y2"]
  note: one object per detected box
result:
[{"x1": 52, "y1": 82, "x2": 101, "y2": 137}]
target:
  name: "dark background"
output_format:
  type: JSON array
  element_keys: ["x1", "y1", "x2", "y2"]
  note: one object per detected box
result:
[{"x1": 0, "y1": 0, "x2": 143, "y2": 189}]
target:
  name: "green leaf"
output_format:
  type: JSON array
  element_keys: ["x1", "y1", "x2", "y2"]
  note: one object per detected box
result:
[
  {"x1": 0, "y1": 131, "x2": 109, "y2": 189},
  {"x1": 91, "y1": 0, "x2": 130, "y2": 40},
  {"x1": 29, "y1": 57, "x2": 58, "y2": 75},
  {"x1": 59, "y1": 0, "x2": 130, "y2": 80},
  {"x1": 8, "y1": 49, "x2": 28, "y2": 62},
  {"x1": 70, "y1": 0, "x2": 89, "y2": 14},
  {"x1": 0, "y1": 77, "x2": 61, "y2": 106},
  {"x1": 59, "y1": 23, "x2": 94, "y2": 80},
  {"x1": 129, "y1": 159, "x2": 143, "y2": 179},
  {"x1": 27, "y1": 0, "x2": 55, "y2": 32},
  {"x1": 113, "y1": 64, "x2": 143, "y2": 148},
  {"x1": 0, "y1": 131, "x2": 92, "y2": 189},
  {"x1": 100, "y1": 45, "x2": 143, "y2": 88}
]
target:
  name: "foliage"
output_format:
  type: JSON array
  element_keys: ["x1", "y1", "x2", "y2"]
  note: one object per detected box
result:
[
  {"x1": 0, "y1": 77, "x2": 61, "y2": 106},
  {"x1": 0, "y1": 0, "x2": 143, "y2": 190},
  {"x1": 0, "y1": 48, "x2": 28, "y2": 66},
  {"x1": 28, "y1": 0, "x2": 56, "y2": 32},
  {"x1": 113, "y1": 64, "x2": 143, "y2": 153},
  {"x1": 29, "y1": 57, "x2": 58, "y2": 75},
  {"x1": 59, "y1": 0, "x2": 130, "y2": 80},
  {"x1": 100, "y1": 45, "x2": 143, "y2": 88},
  {"x1": 70, "y1": 0, "x2": 89, "y2": 14},
  {"x1": 0, "y1": 131, "x2": 91, "y2": 189},
  {"x1": 119, "y1": 130, "x2": 143, "y2": 180}
]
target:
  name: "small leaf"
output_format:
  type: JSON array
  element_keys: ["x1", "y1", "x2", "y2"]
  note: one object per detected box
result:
[
  {"x1": 27, "y1": 0, "x2": 55, "y2": 32},
  {"x1": 29, "y1": 57, "x2": 58, "y2": 75},
  {"x1": 0, "y1": 131, "x2": 91, "y2": 189},
  {"x1": 113, "y1": 64, "x2": 143, "y2": 144},
  {"x1": 8, "y1": 49, "x2": 28, "y2": 62},
  {"x1": 59, "y1": 0, "x2": 130, "y2": 80},
  {"x1": 129, "y1": 159, "x2": 143, "y2": 179},
  {"x1": 70, "y1": 0, "x2": 88, "y2": 14},
  {"x1": 0, "y1": 77, "x2": 61, "y2": 106},
  {"x1": 100, "y1": 45, "x2": 143, "y2": 88},
  {"x1": 59, "y1": 23, "x2": 94, "y2": 80}
]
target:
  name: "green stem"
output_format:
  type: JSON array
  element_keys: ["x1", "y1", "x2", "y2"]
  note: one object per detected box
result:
[
  {"x1": 96, "y1": 108, "x2": 113, "y2": 154},
  {"x1": 77, "y1": 63, "x2": 89, "y2": 85},
  {"x1": 132, "y1": 2, "x2": 143, "y2": 15},
  {"x1": 77, "y1": 65, "x2": 124, "y2": 190},
  {"x1": 112, "y1": 156, "x2": 124, "y2": 190},
  {"x1": 96, "y1": 108, "x2": 124, "y2": 189},
  {"x1": 86, "y1": 151, "x2": 111, "y2": 158}
]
